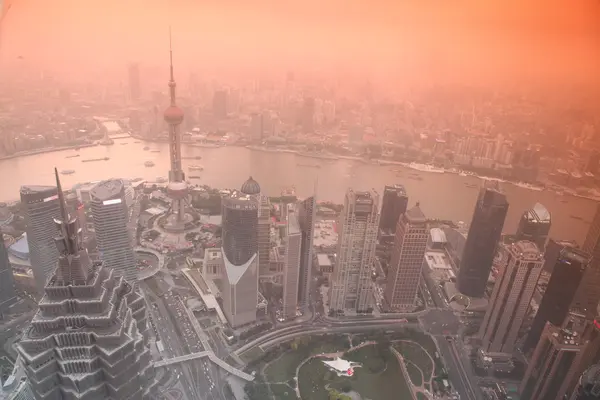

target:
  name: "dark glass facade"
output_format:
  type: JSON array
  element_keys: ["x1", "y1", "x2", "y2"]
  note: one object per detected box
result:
[
  {"x1": 524, "y1": 248, "x2": 590, "y2": 352},
  {"x1": 378, "y1": 184, "x2": 408, "y2": 241},
  {"x1": 222, "y1": 193, "x2": 258, "y2": 266},
  {"x1": 456, "y1": 186, "x2": 509, "y2": 297},
  {"x1": 573, "y1": 365, "x2": 600, "y2": 400},
  {"x1": 515, "y1": 202, "x2": 551, "y2": 250},
  {"x1": 575, "y1": 203, "x2": 600, "y2": 318}
]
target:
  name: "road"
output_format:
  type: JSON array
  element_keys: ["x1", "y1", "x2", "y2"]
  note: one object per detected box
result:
[
  {"x1": 141, "y1": 280, "x2": 223, "y2": 400},
  {"x1": 437, "y1": 337, "x2": 479, "y2": 400}
]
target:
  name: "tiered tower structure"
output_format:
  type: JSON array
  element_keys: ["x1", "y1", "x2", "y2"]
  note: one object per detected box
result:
[
  {"x1": 16, "y1": 169, "x2": 155, "y2": 399},
  {"x1": 162, "y1": 29, "x2": 189, "y2": 232}
]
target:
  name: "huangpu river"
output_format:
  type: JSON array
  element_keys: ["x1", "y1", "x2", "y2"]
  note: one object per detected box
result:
[{"x1": 0, "y1": 140, "x2": 595, "y2": 244}]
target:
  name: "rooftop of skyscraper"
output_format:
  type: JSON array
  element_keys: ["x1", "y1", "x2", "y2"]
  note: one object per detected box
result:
[
  {"x1": 19, "y1": 185, "x2": 56, "y2": 194},
  {"x1": 406, "y1": 204, "x2": 427, "y2": 223},
  {"x1": 509, "y1": 240, "x2": 543, "y2": 260},
  {"x1": 90, "y1": 178, "x2": 124, "y2": 200},
  {"x1": 526, "y1": 202, "x2": 551, "y2": 223},
  {"x1": 546, "y1": 322, "x2": 586, "y2": 347}
]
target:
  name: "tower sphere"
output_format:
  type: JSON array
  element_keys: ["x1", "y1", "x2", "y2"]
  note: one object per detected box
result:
[{"x1": 164, "y1": 105, "x2": 184, "y2": 125}]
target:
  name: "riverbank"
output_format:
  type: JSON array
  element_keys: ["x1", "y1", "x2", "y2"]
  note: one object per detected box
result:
[{"x1": 0, "y1": 143, "x2": 97, "y2": 162}]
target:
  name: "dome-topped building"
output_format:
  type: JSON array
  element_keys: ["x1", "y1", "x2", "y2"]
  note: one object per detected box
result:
[{"x1": 241, "y1": 176, "x2": 261, "y2": 195}]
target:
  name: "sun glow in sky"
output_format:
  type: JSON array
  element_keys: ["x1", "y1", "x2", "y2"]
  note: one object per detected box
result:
[{"x1": 1, "y1": 0, "x2": 599, "y2": 86}]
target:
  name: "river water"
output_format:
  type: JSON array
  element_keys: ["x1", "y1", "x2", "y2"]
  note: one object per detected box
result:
[{"x1": 0, "y1": 140, "x2": 595, "y2": 244}]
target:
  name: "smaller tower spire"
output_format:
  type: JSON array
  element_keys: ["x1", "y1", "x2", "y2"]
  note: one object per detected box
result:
[{"x1": 168, "y1": 26, "x2": 177, "y2": 107}]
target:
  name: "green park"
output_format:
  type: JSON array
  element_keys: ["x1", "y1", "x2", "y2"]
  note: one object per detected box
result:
[{"x1": 241, "y1": 328, "x2": 449, "y2": 400}]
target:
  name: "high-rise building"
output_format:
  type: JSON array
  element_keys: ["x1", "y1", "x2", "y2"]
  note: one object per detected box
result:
[
  {"x1": 0, "y1": 226, "x2": 16, "y2": 318},
  {"x1": 221, "y1": 181, "x2": 260, "y2": 328},
  {"x1": 20, "y1": 185, "x2": 61, "y2": 291},
  {"x1": 524, "y1": 247, "x2": 590, "y2": 352},
  {"x1": 213, "y1": 89, "x2": 228, "y2": 119},
  {"x1": 457, "y1": 184, "x2": 509, "y2": 298},
  {"x1": 383, "y1": 204, "x2": 428, "y2": 312},
  {"x1": 90, "y1": 179, "x2": 137, "y2": 283},
  {"x1": 515, "y1": 203, "x2": 551, "y2": 250},
  {"x1": 256, "y1": 192, "x2": 271, "y2": 279},
  {"x1": 378, "y1": 184, "x2": 408, "y2": 243},
  {"x1": 281, "y1": 204, "x2": 301, "y2": 320},
  {"x1": 128, "y1": 63, "x2": 141, "y2": 102},
  {"x1": 330, "y1": 189, "x2": 379, "y2": 314},
  {"x1": 479, "y1": 241, "x2": 544, "y2": 354},
  {"x1": 542, "y1": 239, "x2": 578, "y2": 272},
  {"x1": 297, "y1": 195, "x2": 316, "y2": 308},
  {"x1": 301, "y1": 97, "x2": 315, "y2": 133},
  {"x1": 162, "y1": 33, "x2": 189, "y2": 232},
  {"x1": 574, "y1": 203, "x2": 600, "y2": 318},
  {"x1": 520, "y1": 317, "x2": 587, "y2": 400},
  {"x1": 17, "y1": 170, "x2": 155, "y2": 399},
  {"x1": 66, "y1": 191, "x2": 87, "y2": 236},
  {"x1": 570, "y1": 364, "x2": 600, "y2": 400}
]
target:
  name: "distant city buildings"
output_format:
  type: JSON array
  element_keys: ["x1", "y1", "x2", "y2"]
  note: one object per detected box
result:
[
  {"x1": 330, "y1": 189, "x2": 379, "y2": 314},
  {"x1": 383, "y1": 204, "x2": 428, "y2": 312},
  {"x1": 524, "y1": 247, "x2": 590, "y2": 352},
  {"x1": 515, "y1": 203, "x2": 551, "y2": 250},
  {"x1": 480, "y1": 241, "x2": 543, "y2": 354},
  {"x1": 128, "y1": 63, "x2": 141, "y2": 102},
  {"x1": 378, "y1": 184, "x2": 408, "y2": 244},
  {"x1": 221, "y1": 178, "x2": 260, "y2": 328},
  {"x1": 20, "y1": 185, "x2": 61, "y2": 291},
  {"x1": 456, "y1": 184, "x2": 508, "y2": 298},
  {"x1": 0, "y1": 226, "x2": 16, "y2": 318},
  {"x1": 90, "y1": 179, "x2": 137, "y2": 283},
  {"x1": 213, "y1": 89, "x2": 228, "y2": 119}
]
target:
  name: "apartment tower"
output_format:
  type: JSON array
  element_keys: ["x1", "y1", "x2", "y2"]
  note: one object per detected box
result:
[
  {"x1": 383, "y1": 204, "x2": 428, "y2": 312},
  {"x1": 20, "y1": 185, "x2": 62, "y2": 291},
  {"x1": 479, "y1": 241, "x2": 544, "y2": 354},
  {"x1": 457, "y1": 183, "x2": 509, "y2": 297},
  {"x1": 330, "y1": 189, "x2": 379, "y2": 314}
]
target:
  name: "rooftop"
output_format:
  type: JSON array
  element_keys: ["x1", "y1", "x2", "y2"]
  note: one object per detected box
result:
[
  {"x1": 20, "y1": 185, "x2": 56, "y2": 195},
  {"x1": 430, "y1": 228, "x2": 447, "y2": 243},
  {"x1": 526, "y1": 203, "x2": 551, "y2": 223},
  {"x1": 406, "y1": 204, "x2": 427, "y2": 223},
  {"x1": 509, "y1": 240, "x2": 543, "y2": 260},
  {"x1": 424, "y1": 251, "x2": 452, "y2": 270},
  {"x1": 317, "y1": 253, "x2": 333, "y2": 267},
  {"x1": 90, "y1": 179, "x2": 124, "y2": 201}
]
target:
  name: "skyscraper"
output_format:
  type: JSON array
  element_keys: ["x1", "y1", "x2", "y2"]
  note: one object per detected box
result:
[
  {"x1": 256, "y1": 192, "x2": 271, "y2": 279},
  {"x1": 330, "y1": 189, "x2": 379, "y2": 314},
  {"x1": 479, "y1": 241, "x2": 544, "y2": 354},
  {"x1": 515, "y1": 203, "x2": 551, "y2": 250},
  {"x1": 221, "y1": 179, "x2": 260, "y2": 328},
  {"x1": 90, "y1": 179, "x2": 137, "y2": 283},
  {"x1": 282, "y1": 204, "x2": 301, "y2": 320},
  {"x1": 212, "y1": 89, "x2": 228, "y2": 119},
  {"x1": 383, "y1": 204, "x2": 428, "y2": 312},
  {"x1": 378, "y1": 184, "x2": 408, "y2": 243},
  {"x1": 17, "y1": 170, "x2": 155, "y2": 399},
  {"x1": 456, "y1": 184, "x2": 509, "y2": 298},
  {"x1": 162, "y1": 31, "x2": 189, "y2": 231},
  {"x1": 574, "y1": 203, "x2": 600, "y2": 318},
  {"x1": 297, "y1": 195, "x2": 316, "y2": 308},
  {"x1": 570, "y1": 365, "x2": 600, "y2": 400},
  {"x1": 521, "y1": 316, "x2": 587, "y2": 400},
  {"x1": 0, "y1": 226, "x2": 16, "y2": 318},
  {"x1": 20, "y1": 185, "x2": 61, "y2": 291},
  {"x1": 128, "y1": 63, "x2": 141, "y2": 102},
  {"x1": 524, "y1": 247, "x2": 590, "y2": 352}
]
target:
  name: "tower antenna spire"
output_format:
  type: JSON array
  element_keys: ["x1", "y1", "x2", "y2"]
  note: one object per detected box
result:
[
  {"x1": 168, "y1": 26, "x2": 177, "y2": 106},
  {"x1": 54, "y1": 167, "x2": 69, "y2": 224}
]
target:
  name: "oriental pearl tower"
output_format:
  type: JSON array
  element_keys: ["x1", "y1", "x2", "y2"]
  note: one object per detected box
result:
[{"x1": 163, "y1": 30, "x2": 190, "y2": 231}]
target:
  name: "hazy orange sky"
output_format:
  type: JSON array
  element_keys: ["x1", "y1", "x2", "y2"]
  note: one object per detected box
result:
[{"x1": 1, "y1": 0, "x2": 599, "y2": 86}]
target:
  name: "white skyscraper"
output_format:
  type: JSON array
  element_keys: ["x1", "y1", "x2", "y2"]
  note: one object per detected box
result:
[
  {"x1": 480, "y1": 240, "x2": 544, "y2": 354},
  {"x1": 330, "y1": 189, "x2": 379, "y2": 314}
]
